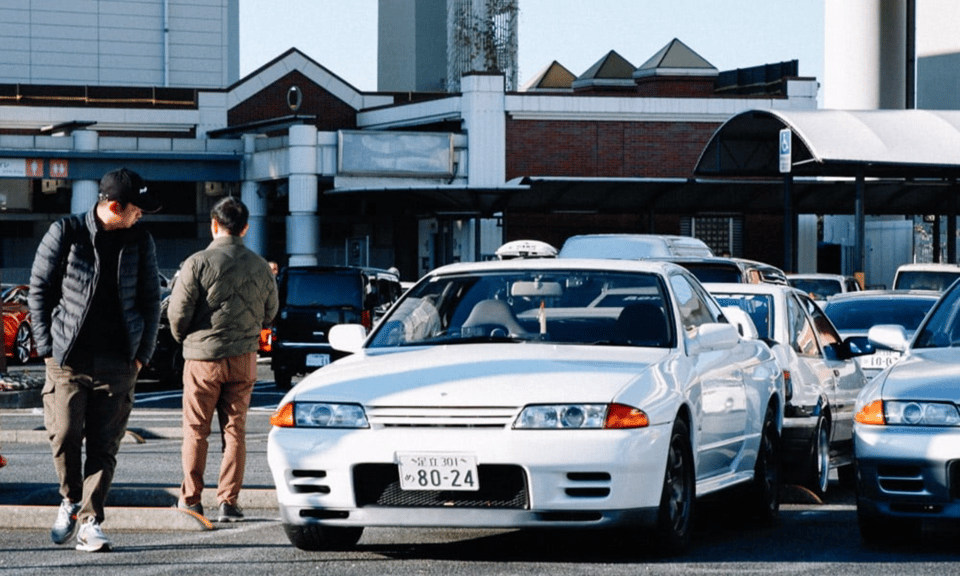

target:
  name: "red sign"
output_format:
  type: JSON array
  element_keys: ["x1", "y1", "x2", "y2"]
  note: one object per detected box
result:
[
  {"x1": 49, "y1": 159, "x2": 68, "y2": 178},
  {"x1": 25, "y1": 159, "x2": 43, "y2": 178}
]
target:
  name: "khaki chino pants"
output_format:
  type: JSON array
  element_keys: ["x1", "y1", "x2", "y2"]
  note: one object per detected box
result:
[
  {"x1": 43, "y1": 355, "x2": 138, "y2": 524},
  {"x1": 180, "y1": 352, "x2": 257, "y2": 507}
]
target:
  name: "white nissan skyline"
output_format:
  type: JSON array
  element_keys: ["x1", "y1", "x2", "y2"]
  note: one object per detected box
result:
[{"x1": 267, "y1": 258, "x2": 784, "y2": 555}]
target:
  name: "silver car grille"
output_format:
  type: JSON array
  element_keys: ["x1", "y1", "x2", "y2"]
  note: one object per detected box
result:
[{"x1": 366, "y1": 406, "x2": 519, "y2": 428}]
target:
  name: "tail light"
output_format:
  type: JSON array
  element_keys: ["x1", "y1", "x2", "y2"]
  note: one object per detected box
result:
[{"x1": 361, "y1": 310, "x2": 372, "y2": 330}]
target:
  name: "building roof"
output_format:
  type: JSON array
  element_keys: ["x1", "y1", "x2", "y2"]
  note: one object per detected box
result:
[
  {"x1": 635, "y1": 38, "x2": 718, "y2": 78},
  {"x1": 571, "y1": 50, "x2": 636, "y2": 90},
  {"x1": 520, "y1": 61, "x2": 577, "y2": 91}
]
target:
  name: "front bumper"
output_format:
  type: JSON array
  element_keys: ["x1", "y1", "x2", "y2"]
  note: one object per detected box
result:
[
  {"x1": 267, "y1": 423, "x2": 669, "y2": 530},
  {"x1": 855, "y1": 423, "x2": 960, "y2": 520}
]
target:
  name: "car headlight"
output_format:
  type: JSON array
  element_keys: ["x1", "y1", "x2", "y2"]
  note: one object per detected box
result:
[
  {"x1": 513, "y1": 403, "x2": 648, "y2": 429},
  {"x1": 856, "y1": 399, "x2": 960, "y2": 426},
  {"x1": 270, "y1": 402, "x2": 369, "y2": 428}
]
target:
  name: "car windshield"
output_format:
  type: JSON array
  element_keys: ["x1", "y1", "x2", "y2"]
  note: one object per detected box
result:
[
  {"x1": 789, "y1": 278, "x2": 842, "y2": 300},
  {"x1": 824, "y1": 297, "x2": 935, "y2": 333},
  {"x1": 912, "y1": 286, "x2": 960, "y2": 349},
  {"x1": 367, "y1": 269, "x2": 674, "y2": 348},
  {"x1": 895, "y1": 271, "x2": 960, "y2": 291},
  {"x1": 712, "y1": 293, "x2": 774, "y2": 339}
]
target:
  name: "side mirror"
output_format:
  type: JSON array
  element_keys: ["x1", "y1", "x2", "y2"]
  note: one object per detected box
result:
[
  {"x1": 868, "y1": 324, "x2": 911, "y2": 353},
  {"x1": 721, "y1": 306, "x2": 758, "y2": 339},
  {"x1": 824, "y1": 336, "x2": 874, "y2": 361},
  {"x1": 329, "y1": 324, "x2": 367, "y2": 354},
  {"x1": 689, "y1": 322, "x2": 740, "y2": 354}
]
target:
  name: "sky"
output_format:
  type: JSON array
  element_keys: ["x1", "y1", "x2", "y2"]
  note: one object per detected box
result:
[{"x1": 239, "y1": 1, "x2": 825, "y2": 93}]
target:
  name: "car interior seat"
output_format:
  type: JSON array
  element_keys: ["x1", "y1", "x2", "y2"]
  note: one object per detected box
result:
[
  {"x1": 461, "y1": 299, "x2": 529, "y2": 336},
  {"x1": 611, "y1": 302, "x2": 669, "y2": 346}
]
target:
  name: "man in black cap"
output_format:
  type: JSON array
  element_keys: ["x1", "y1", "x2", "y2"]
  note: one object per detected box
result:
[{"x1": 29, "y1": 167, "x2": 162, "y2": 552}]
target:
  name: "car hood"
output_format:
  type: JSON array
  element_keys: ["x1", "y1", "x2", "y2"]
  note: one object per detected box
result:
[
  {"x1": 876, "y1": 347, "x2": 960, "y2": 402},
  {"x1": 285, "y1": 344, "x2": 670, "y2": 408}
]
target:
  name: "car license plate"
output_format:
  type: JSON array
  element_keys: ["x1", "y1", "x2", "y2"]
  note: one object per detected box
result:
[
  {"x1": 397, "y1": 453, "x2": 479, "y2": 491},
  {"x1": 306, "y1": 353, "x2": 330, "y2": 367},
  {"x1": 859, "y1": 349, "x2": 901, "y2": 370}
]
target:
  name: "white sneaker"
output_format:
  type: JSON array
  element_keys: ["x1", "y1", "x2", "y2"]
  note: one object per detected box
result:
[
  {"x1": 75, "y1": 518, "x2": 112, "y2": 552},
  {"x1": 51, "y1": 499, "x2": 80, "y2": 544}
]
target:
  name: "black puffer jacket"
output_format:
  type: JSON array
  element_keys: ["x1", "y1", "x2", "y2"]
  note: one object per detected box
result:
[{"x1": 28, "y1": 207, "x2": 161, "y2": 366}]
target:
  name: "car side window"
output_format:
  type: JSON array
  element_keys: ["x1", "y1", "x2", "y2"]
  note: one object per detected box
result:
[
  {"x1": 669, "y1": 273, "x2": 719, "y2": 334},
  {"x1": 800, "y1": 294, "x2": 842, "y2": 348},
  {"x1": 787, "y1": 294, "x2": 820, "y2": 357}
]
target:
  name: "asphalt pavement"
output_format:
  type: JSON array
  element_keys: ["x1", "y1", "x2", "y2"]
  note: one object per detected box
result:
[{"x1": 0, "y1": 359, "x2": 292, "y2": 534}]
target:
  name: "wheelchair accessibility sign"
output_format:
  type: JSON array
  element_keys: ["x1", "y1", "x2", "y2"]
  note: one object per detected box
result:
[{"x1": 779, "y1": 128, "x2": 791, "y2": 173}]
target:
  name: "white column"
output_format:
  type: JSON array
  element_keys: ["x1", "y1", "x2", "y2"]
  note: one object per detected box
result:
[
  {"x1": 71, "y1": 130, "x2": 99, "y2": 213},
  {"x1": 824, "y1": 0, "x2": 906, "y2": 109},
  {"x1": 286, "y1": 124, "x2": 319, "y2": 266},
  {"x1": 458, "y1": 73, "x2": 506, "y2": 260},
  {"x1": 241, "y1": 133, "x2": 268, "y2": 257}
]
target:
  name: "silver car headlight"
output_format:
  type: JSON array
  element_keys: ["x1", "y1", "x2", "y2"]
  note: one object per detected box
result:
[
  {"x1": 857, "y1": 399, "x2": 960, "y2": 426},
  {"x1": 513, "y1": 403, "x2": 649, "y2": 429},
  {"x1": 270, "y1": 402, "x2": 369, "y2": 428},
  {"x1": 885, "y1": 401, "x2": 960, "y2": 426}
]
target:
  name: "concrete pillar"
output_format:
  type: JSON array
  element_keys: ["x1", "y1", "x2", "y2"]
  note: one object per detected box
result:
[
  {"x1": 457, "y1": 73, "x2": 506, "y2": 261},
  {"x1": 241, "y1": 134, "x2": 268, "y2": 257},
  {"x1": 286, "y1": 124, "x2": 319, "y2": 267},
  {"x1": 71, "y1": 130, "x2": 99, "y2": 213}
]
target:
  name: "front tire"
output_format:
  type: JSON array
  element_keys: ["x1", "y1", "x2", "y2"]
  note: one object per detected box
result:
[
  {"x1": 283, "y1": 524, "x2": 363, "y2": 551},
  {"x1": 804, "y1": 416, "x2": 830, "y2": 497},
  {"x1": 654, "y1": 418, "x2": 695, "y2": 556},
  {"x1": 748, "y1": 403, "x2": 780, "y2": 524}
]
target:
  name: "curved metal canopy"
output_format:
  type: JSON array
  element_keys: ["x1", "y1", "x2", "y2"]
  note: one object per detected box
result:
[{"x1": 695, "y1": 108, "x2": 960, "y2": 179}]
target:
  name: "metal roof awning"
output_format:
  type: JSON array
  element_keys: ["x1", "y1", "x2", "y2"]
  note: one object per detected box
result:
[{"x1": 695, "y1": 108, "x2": 960, "y2": 179}]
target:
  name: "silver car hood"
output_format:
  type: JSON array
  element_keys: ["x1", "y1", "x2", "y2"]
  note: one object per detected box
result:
[
  {"x1": 877, "y1": 347, "x2": 960, "y2": 403},
  {"x1": 286, "y1": 344, "x2": 668, "y2": 407}
]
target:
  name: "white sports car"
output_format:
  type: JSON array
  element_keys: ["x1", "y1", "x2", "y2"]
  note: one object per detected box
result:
[{"x1": 267, "y1": 259, "x2": 784, "y2": 554}]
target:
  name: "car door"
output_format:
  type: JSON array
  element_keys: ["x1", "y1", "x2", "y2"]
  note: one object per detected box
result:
[
  {"x1": 669, "y1": 273, "x2": 748, "y2": 479},
  {"x1": 799, "y1": 294, "x2": 864, "y2": 444}
]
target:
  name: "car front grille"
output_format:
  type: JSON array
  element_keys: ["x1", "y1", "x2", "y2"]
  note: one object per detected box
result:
[
  {"x1": 353, "y1": 463, "x2": 529, "y2": 508},
  {"x1": 366, "y1": 406, "x2": 519, "y2": 428}
]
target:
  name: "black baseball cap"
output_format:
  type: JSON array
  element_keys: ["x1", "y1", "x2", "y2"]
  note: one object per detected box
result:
[{"x1": 98, "y1": 168, "x2": 161, "y2": 213}]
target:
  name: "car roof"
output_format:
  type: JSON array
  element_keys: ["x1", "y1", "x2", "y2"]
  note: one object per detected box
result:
[
  {"x1": 895, "y1": 263, "x2": 960, "y2": 272},
  {"x1": 428, "y1": 257, "x2": 687, "y2": 276}
]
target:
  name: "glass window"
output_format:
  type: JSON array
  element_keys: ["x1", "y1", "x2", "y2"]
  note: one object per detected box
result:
[
  {"x1": 668, "y1": 273, "x2": 720, "y2": 334},
  {"x1": 367, "y1": 269, "x2": 675, "y2": 349},
  {"x1": 787, "y1": 294, "x2": 819, "y2": 357}
]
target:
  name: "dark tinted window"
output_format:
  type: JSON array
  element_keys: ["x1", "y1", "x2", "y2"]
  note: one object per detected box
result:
[
  {"x1": 677, "y1": 263, "x2": 743, "y2": 283},
  {"x1": 824, "y1": 298, "x2": 936, "y2": 332},
  {"x1": 894, "y1": 271, "x2": 960, "y2": 291},
  {"x1": 284, "y1": 271, "x2": 363, "y2": 308}
]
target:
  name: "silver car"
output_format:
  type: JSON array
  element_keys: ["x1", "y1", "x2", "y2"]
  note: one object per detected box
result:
[
  {"x1": 708, "y1": 283, "x2": 870, "y2": 496},
  {"x1": 823, "y1": 290, "x2": 939, "y2": 380},
  {"x1": 855, "y1": 283, "x2": 960, "y2": 544}
]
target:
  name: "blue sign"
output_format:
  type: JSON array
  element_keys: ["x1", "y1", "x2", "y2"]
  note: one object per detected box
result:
[{"x1": 779, "y1": 128, "x2": 791, "y2": 173}]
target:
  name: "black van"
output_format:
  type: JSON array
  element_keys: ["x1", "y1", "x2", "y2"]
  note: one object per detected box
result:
[{"x1": 270, "y1": 266, "x2": 403, "y2": 390}]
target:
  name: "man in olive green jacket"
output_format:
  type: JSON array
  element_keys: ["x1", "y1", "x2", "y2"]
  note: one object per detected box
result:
[{"x1": 167, "y1": 196, "x2": 278, "y2": 522}]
